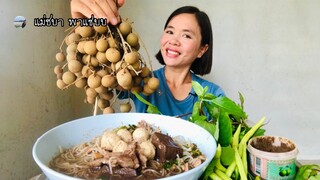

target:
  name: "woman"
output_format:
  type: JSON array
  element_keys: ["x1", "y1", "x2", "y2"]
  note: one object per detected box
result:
[{"x1": 70, "y1": 1, "x2": 225, "y2": 119}]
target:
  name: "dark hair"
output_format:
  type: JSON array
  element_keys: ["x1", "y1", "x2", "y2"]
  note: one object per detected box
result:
[{"x1": 155, "y1": 6, "x2": 213, "y2": 75}]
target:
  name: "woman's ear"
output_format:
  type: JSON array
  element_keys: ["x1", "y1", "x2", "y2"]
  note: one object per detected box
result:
[{"x1": 197, "y1": 44, "x2": 209, "y2": 58}]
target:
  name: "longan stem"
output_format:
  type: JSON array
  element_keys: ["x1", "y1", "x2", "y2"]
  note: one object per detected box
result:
[
  {"x1": 116, "y1": 27, "x2": 131, "y2": 54},
  {"x1": 93, "y1": 96, "x2": 98, "y2": 116},
  {"x1": 62, "y1": 76, "x2": 85, "y2": 90},
  {"x1": 110, "y1": 90, "x2": 122, "y2": 106},
  {"x1": 132, "y1": 27, "x2": 154, "y2": 77}
]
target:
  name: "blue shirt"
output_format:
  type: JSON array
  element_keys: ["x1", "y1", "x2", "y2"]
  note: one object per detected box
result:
[{"x1": 121, "y1": 67, "x2": 225, "y2": 120}]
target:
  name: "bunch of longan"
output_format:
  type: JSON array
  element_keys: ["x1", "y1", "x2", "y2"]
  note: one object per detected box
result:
[{"x1": 54, "y1": 19, "x2": 159, "y2": 114}]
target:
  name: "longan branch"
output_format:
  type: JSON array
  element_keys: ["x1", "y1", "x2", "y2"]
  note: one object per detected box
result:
[{"x1": 132, "y1": 27, "x2": 154, "y2": 77}]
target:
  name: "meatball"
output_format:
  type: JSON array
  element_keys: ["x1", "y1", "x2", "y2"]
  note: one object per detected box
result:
[
  {"x1": 132, "y1": 127, "x2": 149, "y2": 143},
  {"x1": 113, "y1": 140, "x2": 129, "y2": 153},
  {"x1": 139, "y1": 140, "x2": 156, "y2": 160},
  {"x1": 116, "y1": 128, "x2": 133, "y2": 143},
  {"x1": 100, "y1": 131, "x2": 121, "y2": 151}
]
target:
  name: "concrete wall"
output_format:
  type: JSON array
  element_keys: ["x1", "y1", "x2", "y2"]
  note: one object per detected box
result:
[{"x1": 0, "y1": 0, "x2": 319, "y2": 179}]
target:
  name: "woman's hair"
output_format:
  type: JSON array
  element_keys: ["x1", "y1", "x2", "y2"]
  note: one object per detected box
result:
[{"x1": 155, "y1": 6, "x2": 213, "y2": 76}]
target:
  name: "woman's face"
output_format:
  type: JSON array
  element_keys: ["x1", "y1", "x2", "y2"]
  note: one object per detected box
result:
[{"x1": 160, "y1": 13, "x2": 208, "y2": 69}]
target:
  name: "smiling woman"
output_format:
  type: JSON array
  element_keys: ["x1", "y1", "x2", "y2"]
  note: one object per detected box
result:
[{"x1": 118, "y1": 5, "x2": 225, "y2": 120}]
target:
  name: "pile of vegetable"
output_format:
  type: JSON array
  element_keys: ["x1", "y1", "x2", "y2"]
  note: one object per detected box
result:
[
  {"x1": 187, "y1": 81, "x2": 266, "y2": 180},
  {"x1": 54, "y1": 18, "x2": 159, "y2": 114}
]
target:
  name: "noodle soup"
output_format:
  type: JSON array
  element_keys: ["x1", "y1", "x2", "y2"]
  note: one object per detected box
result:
[{"x1": 33, "y1": 113, "x2": 217, "y2": 180}]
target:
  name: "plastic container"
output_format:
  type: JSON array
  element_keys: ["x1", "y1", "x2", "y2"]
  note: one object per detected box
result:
[{"x1": 247, "y1": 136, "x2": 299, "y2": 180}]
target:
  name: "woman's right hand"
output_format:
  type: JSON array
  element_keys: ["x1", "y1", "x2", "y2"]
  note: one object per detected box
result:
[{"x1": 70, "y1": 0, "x2": 125, "y2": 25}]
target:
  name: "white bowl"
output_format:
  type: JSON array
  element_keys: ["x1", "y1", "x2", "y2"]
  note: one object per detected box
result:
[{"x1": 32, "y1": 113, "x2": 217, "y2": 180}]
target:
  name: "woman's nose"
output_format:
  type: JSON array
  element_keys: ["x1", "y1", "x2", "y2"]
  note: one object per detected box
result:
[{"x1": 168, "y1": 36, "x2": 180, "y2": 46}]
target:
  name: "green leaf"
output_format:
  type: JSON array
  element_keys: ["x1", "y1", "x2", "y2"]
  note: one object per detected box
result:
[
  {"x1": 146, "y1": 105, "x2": 161, "y2": 114},
  {"x1": 194, "y1": 120, "x2": 216, "y2": 138},
  {"x1": 238, "y1": 92, "x2": 245, "y2": 110},
  {"x1": 203, "y1": 101, "x2": 218, "y2": 121},
  {"x1": 218, "y1": 112, "x2": 233, "y2": 147},
  {"x1": 211, "y1": 96, "x2": 247, "y2": 118},
  {"x1": 221, "y1": 145, "x2": 235, "y2": 166},
  {"x1": 203, "y1": 93, "x2": 216, "y2": 101},
  {"x1": 133, "y1": 91, "x2": 162, "y2": 114},
  {"x1": 191, "y1": 101, "x2": 201, "y2": 120},
  {"x1": 192, "y1": 81, "x2": 204, "y2": 97},
  {"x1": 253, "y1": 128, "x2": 266, "y2": 137}
]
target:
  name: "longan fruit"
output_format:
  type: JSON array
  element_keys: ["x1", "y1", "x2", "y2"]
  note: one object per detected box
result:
[
  {"x1": 95, "y1": 85, "x2": 107, "y2": 94},
  {"x1": 99, "y1": 90, "x2": 114, "y2": 100},
  {"x1": 147, "y1": 77, "x2": 160, "y2": 90},
  {"x1": 56, "y1": 73, "x2": 63, "y2": 80},
  {"x1": 133, "y1": 76, "x2": 142, "y2": 86},
  {"x1": 120, "y1": 103, "x2": 132, "y2": 112},
  {"x1": 86, "y1": 87, "x2": 97, "y2": 98},
  {"x1": 55, "y1": 52, "x2": 65, "y2": 62},
  {"x1": 103, "y1": 106, "x2": 115, "y2": 114},
  {"x1": 81, "y1": 65, "x2": 92, "y2": 77},
  {"x1": 119, "y1": 21, "x2": 132, "y2": 36},
  {"x1": 126, "y1": 32, "x2": 139, "y2": 47},
  {"x1": 94, "y1": 25, "x2": 108, "y2": 34},
  {"x1": 96, "y1": 38, "x2": 108, "y2": 52},
  {"x1": 87, "y1": 74, "x2": 101, "y2": 88},
  {"x1": 130, "y1": 61, "x2": 141, "y2": 71},
  {"x1": 124, "y1": 51, "x2": 139, "y2": 65},
  {"x1": 140, "y1": 67, "x2": 150, "y2": 77},
  {"x1": 68, "y1": 60, "x2": 82, "y2": 73},
  {"x1": 115, "y1": 61, "x2": 127, "y2": 72},
  {"x1": 66, "y1": 51, "x2": 77, "y2": 61},
  {"x1": 75, "y1": 78, "x2": 87, "y2": 88},
  {"x1": 78, "y1": 26, "x2": 93, "y2": 38},
  {"x1": 105, "y1": 48, "x2": 121, "y2": 63},
  {"x1": 54, "y1": 65, "x2": 63, "y2": 75},
  {"x1": 66, "y1": 43, "x2": 77, "y2": 53},
  {"x1": 96, "y1": 51, "x2": 108, "y2": 64},
  {"x1": 62, "y1": 71, "x2": 76, "y2": 84},
  {"x1": 67, "y1": 33, "x2": 81, "y2": 44},
  {"x1": 116, "y1": 68, "x2": 133, "y2": 88},
  {"x1": 86, "y1": 96, "x2": 96, "y2": 104},
  {"x1": 56, "y1": 79, "x2": 66, "y2": 89},
  {"x1": 96, "y1": 69, "x2": 109, "y2": 77},
  {"x1": 98, "y1": 98, "x2": 110, "y2": 109},
  {"x1": 89, "y1": 56, "x2": 99, "y2": 67},
  {"x1": 142, "y1": 84, "x2": 154, "y2": 96},
  {"x1": 84, "y1": 41, "x2": 98, "y2": 55},
  {"x1": 77, "y1": 41, "x2": 86, "y2": 54},
  {"x1": 122, "y1": 81, "x2": 133, "y2": 90},
  {"x1": 101, "y1": 74, "x2": 117, "y2": 88}
]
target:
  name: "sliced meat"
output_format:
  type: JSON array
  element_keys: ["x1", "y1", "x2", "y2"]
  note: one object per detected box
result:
[{"x1": 151, "y1": 132, "x2": 183, "y2": 163}]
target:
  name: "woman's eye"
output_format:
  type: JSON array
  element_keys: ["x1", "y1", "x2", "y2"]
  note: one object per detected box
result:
[
  {"x1": 165, "y1": 30, "x2": 173, "y2": 34},
  {"x1": 182, "y1": 34, "x2": 192, "y2": 39}
]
